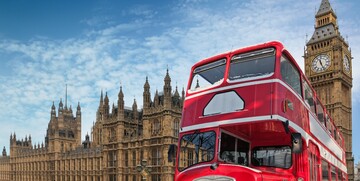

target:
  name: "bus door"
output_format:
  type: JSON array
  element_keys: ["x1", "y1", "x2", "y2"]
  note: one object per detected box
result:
[{"x1": 308, "y1": 141, "x2": 320, "y2": 181}]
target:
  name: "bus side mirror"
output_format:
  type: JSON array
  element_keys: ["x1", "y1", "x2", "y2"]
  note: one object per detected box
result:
[
  {"x1": 292, "y1": 133, "x2": 302, "y2": 154},
  {"x1": 168, "y1": 144, "x2": 177, "y2": 162}
]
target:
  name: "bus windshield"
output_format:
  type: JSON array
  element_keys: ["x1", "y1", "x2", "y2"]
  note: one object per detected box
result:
[
  {"x1": 189, "y1": 59, "x2": 226, "y2": 91},
  {"x1": 229, "y1": 48, "x2": 275, "y2": 81},
  {"x1": 252, "y1": 146, "x2": 292, "y2": 169},
  {"x1": 219, "y1": 132, "x2": 249, "y2": 166},
  {"x1": 178, "y1": 131, "x2": 216, "y2": 171}
]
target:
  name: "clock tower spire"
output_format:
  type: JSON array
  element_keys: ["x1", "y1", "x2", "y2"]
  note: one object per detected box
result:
[{"x1": 304, "y1": 0, "x2": 354, "y2": 180}]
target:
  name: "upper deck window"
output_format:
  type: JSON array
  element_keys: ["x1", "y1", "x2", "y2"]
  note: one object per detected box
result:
[
  {"x1": 303, "y1": 81, "x2": 316, "y2": 114},
  {"x1": 280, "y1": 55, "x2": 301, "y2": 96},
  {"x1": 229, "y1": 48, "x2": 275, "y2": 81},
  {"x1": 189, "y1": 59, "x2": 226, "y2": 91}
]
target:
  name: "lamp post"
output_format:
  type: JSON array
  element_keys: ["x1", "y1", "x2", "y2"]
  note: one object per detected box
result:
[{"x1": 136, "y1": 159, "x2": 151, "y2": 181}]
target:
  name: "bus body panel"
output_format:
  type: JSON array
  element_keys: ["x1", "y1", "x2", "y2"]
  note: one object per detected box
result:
[{"x1": 175, "y1": 41, "x2": 348, "y2": 181}]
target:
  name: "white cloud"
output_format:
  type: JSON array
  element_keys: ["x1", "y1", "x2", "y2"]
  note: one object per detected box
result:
[{"x1": 0, "y1": 0, "x2": 359, "y2": 161}]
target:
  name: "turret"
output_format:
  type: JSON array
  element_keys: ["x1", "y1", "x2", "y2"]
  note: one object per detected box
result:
[
  {"x1": 164, "y1": 69, "x2": 172, "y2": 109},
  {"x1": 69, "y1": 105, "x2": 73, "y2": 116},
  {"x1": 58, "y1": 99, "x2": 64, "y2": 115},
  {"x1": 99, "y1": 90, "x2": 104, "y2": 108},
  {"x1": 51, "y1": 101, "x2": 56, "y2": 119},
  {"x1": 82, "y1": 133, "x2": 91, "y2": 149},
  {"x1": 118, "y1": 86, "x2": 124, "y2": 119},
  {"x1": 143, "y1": 77, "x2": 151, "y2": 111},
  {"x1": 76, "y1": 102, "x2": 81, "y2": 119},
  {"x1": 112, "y1": 103, "x2": 116, "y2": 115},
  {"x1": 104, "y1": 92, "x2": 110, "y2": 118},
  {"x1": 174, "y1": 85, "x2": 180, "y2": 98},
  {"x1": 132, "y1": 99, "x2": 138, "y2": 120},
  {"x1": 12, "y1": 132, "x2": 16, "y2": 145},
  {"x1": 154, "y1": 90, "x2": 159, "y2": 107},
  {"x1": 97, "y1": 90, "x2": 104, "y2": 121},
  {"x1": 2, "y1": 146, "x2": 6, "y2": 156}
]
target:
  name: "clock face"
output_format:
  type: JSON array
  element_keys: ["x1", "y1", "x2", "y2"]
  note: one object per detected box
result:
[
  {"x1": 312, "y1": 54, "x2": 331, "y2": 73},
  {"x1": 343, "y1": 55, "x2": 350, "y2": 73}
]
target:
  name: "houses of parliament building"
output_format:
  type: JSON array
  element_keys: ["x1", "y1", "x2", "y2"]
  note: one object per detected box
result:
[
  {"x1": 0, "y1": 70, "x2": 183, "y2": 181},
  {"x1": 0, "y1": 0, "x2": 355, "y2": 180}
]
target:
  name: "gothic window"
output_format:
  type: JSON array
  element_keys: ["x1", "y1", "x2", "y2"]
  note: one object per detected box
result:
[
  {"x1": 151, "y1": 174, "x2": 161, "y2": 181},
  {"x1": 59, "y1": 130, "x2": 66, "y2": 137},
  {"x1": 173, "y1": 119, "x2": 180, "y2": 137},
  {"x1": 109, "y1": 175, "x2": 116, "y2": 181},
  {"x1": 68, "y1": 131, "x2": 74, "y2": 138},
  {"x1": 152, "y1": 120, "x2": 161, "y2": 136},
  {"x1": 125, "y1": 151, "x2": 129, "y2": 167},
  {"x1": 132, "y1": 151, "x2": 136, "y2": 166},
  {"x1": 187, "y1": 151, "x2": 194, "y2": 166},
  {"x1": 98, "y1": 129, "x2": 102, "y2": 144},
  {"x1": 151, "y1": 147, "x2": 162, "y2": 166},
  {"x1": 61, "y1": 142, "x2": 64, "y2": 152},
  {"x1": 109, "y1": 127, "x2": 116, "y2": 142},
  {"x1": 108, "y1": 151, "x2": 116, "y2": 167}
]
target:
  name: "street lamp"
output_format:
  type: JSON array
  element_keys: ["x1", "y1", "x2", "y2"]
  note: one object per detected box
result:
[{"x1": 136, "y1": 159, "x2": 152, "y2": 181}]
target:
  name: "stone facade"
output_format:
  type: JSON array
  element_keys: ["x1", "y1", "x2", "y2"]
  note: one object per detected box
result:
[
  {"x1": 304, "y1": 0, "x2": 354, "y2": 180},
  {"x1": 0, "y1": 70, "x2": 183, "y2": 181}
]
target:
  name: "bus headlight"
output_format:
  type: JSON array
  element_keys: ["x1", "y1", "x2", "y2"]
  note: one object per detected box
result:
[
  {"x1": 297, "y1": 177, "x2": 304, "y2": 181},
  {"x1": 194, "y1": 175, "x2": 235, "y2": 181}
]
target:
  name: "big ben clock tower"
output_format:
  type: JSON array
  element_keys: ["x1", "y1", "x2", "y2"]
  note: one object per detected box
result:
[{"x1": 304, "y1": 0, "x2": 354, "y2": 179}]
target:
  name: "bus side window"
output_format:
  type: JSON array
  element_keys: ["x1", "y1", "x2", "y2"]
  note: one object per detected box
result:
[
  {"x1": 325, "y1": 114, "x2": 330, "y2": 131},
  {"x1": 280, "y1": 55, "x2": 301, "y2": 96},
  {"x1": 322, "y1": 159, "x2": 330, "y2": 181},
  {"x1": 331, "y1": 165, "x2": 336, "y2": 181},
  {"x1": 332, "y1": 123, "x2": 337, "y2": 140},
  {"x1": 316, "y1": 98, "x2": 325, "y2": 125},
  {"x1": 327, "y1": 121, "x2": 333, "y2": 136},
  {"x1": 337, "y1": 133, "x2": 342, "y2": 146},
  {"x1": 337, "y1": 167, "x2": 342, "y2": 181},
  {"x1": 303, "y1": 81, "x2": 316, "y2": 114}
]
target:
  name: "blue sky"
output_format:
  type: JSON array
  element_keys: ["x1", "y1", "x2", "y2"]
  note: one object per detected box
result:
[{"x1": 0, "y1": 0, "x2": 359, "y2": 165}]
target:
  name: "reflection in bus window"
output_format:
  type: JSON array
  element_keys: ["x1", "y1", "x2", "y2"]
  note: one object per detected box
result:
[
  {"x1": 303, "y1": 81, "x2": 316, "y2": 114},
  {"x1": 189, "y1": 59, "x2": 226, "y2": 91},
  {"x1": 252, "y1": 146, "x2": 291, "y2": 169},
  {"x1": 331, "y1": 166, "x2": 336, "y2": 181},
  {"x1": 219, "y1": 132, "x2": 249, "y2": 166},
  {"x1": 316, "y1": 99, "x2": 325, "y2": 124},
  {"x1": 229, "y1": 48, "x2": 275, "y2": 81},
  {"x1": 178, "y1": 131, "x2": 216, "y2": 171},
  {"x1": 280, "y1": 55, "x2": 301, "y2": 96},
  {"x1": 322, "y1": 159, "x2": 329, "y2": 181}
]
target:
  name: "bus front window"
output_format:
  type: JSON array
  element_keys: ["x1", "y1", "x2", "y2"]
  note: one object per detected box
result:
[
  {"x1": 219, "y1": 132, "x2": 249, "y2": 166},
  {"x1": 229, "y1": 48, "x2": 275, "y2": 81},
  {"x1": 252, "y1": 146, "x2": 292, "y2": 169},
  {"x1": 178, "y1": 131, "x2": 216, "y2": 171},
  {"x1": 189, "y1": 58, "x2": 226, "y2": 91}
]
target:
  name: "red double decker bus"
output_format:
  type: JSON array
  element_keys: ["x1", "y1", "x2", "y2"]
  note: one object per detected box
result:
[{"x1": 172, "y1": 41, "x2": 348, "y2": 181}]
